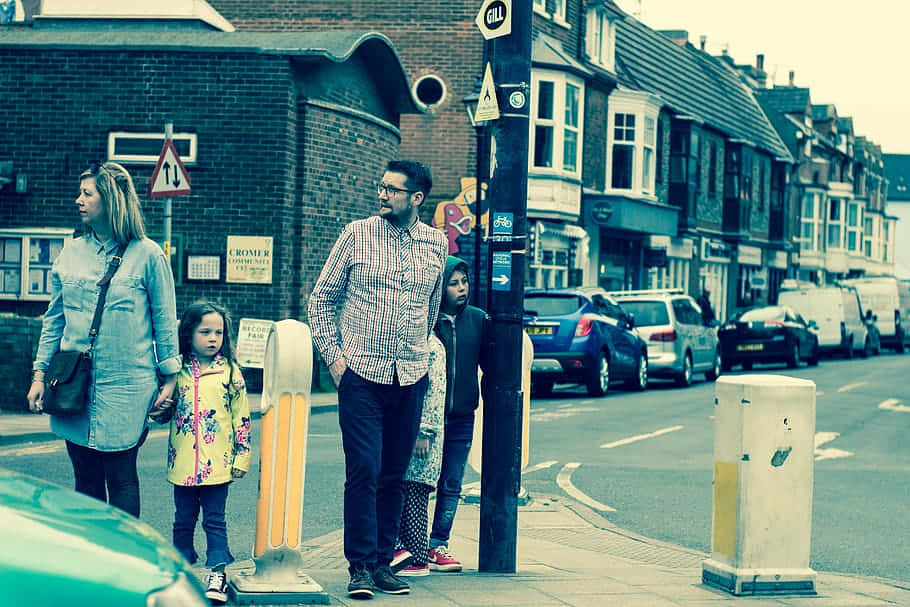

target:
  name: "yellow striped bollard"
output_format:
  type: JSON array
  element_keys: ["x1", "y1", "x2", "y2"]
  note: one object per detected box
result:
[{"x1": 229, "y1": 319, "x2": 328, "y2": 605}]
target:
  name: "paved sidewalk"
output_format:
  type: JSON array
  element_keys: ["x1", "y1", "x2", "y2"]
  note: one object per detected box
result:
[
  {"x1": 212, "y1": 495, "x2": 909, "y2": 606},
  {"x1": 3, "y1": 397, "x2": 909, "y2": 605}
]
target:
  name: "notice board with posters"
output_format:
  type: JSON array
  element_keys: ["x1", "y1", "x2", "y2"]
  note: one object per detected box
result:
[
  {"x1": 226, "y1": 235, "x2": 273, "y2": 284},
  {"x1": 235, "y1": 318, "x2": 274, "y2": 369}
]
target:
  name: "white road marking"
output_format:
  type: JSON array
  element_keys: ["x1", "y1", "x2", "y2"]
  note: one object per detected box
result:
[
  {"x1": 461, "y1": 481, "x2": 480, "y2": 493},
  {"x1": 600, "y1": 425, "x2": 684, "y2": 449},
  {"x1": 817, "y1": 391, "x2": 825, "y2": 397},
  {"x1": 556, "y1": 462, "x2": 615, "y2": 512},
  {"x1": 522, "y1": 460, "x2": 559, "y2": 474},
  {"x1": 837, "y1": 382, "x2": 867, "y2": 393},
  {"x1": 878, "y1": 399, "x2": 910, "y2": 413},
  {"x1": 0, "y1": 443, "x2": 62, "y2": 457},
  {"x1": 530, "y1": 406, "x2": 598, "y2": 422},
  {"x1": 814, "y1": 431, "x2": 854, "y2": 461}
]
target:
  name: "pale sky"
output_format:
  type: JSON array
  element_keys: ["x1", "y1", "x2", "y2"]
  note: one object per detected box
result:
[{"x1": 614, "y1": 1, "x2": 909, "y2": 153}]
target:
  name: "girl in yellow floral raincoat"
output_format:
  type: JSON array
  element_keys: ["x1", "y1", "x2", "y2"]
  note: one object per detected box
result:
[{"x1": 163, "y1": 301, "x2": 251, "y2": 604}]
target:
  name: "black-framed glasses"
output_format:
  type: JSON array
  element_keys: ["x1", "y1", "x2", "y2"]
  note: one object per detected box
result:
[{"x1": 376, "y1": 182, "x2": 418, "y2": 197}]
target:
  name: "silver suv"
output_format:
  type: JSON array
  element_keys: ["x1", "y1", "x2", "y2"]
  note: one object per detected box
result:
[{"x1": 606, "y1": 289, "x2": 721, "y2": 387}]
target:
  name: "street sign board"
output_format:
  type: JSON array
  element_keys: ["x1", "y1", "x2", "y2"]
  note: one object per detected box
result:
[
  {"x1": 492, "y1": 251, "x2": 511, "y2": 291},
  {"x1": 475, "y1": 0, "x2": 512, "y2": 40},
  {"x1": 148, "y1": 138, "x2": 191, "y2": 198},
  {"x1": 474, "y1": 63, "x2": 501, "y2": 123}
]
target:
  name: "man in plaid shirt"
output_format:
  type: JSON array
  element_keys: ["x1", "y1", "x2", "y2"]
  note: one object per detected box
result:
[{"x1": 308, "y1": 159, "x2": 448, "y2": 598}]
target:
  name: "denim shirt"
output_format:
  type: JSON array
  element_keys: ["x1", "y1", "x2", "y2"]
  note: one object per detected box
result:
[{"x1": 34, "y1": 233, "x2": 181, "y2": 451}]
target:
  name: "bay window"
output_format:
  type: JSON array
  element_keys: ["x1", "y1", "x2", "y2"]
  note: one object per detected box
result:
[
  {"x1": 827, "y1": 197, "x2": 844, "y2": 250},
  {"x1": 846, "y1": 200, "x2": 862, "y2": 253},
  {"x1": 530, "y1": 70, "x2": 584, "y2": 177},
  {"x1": 605, "y1": 89, "x2": 661, "y2": 197},
  {"x1": 800, "y1": 192, "x2": 823, "y2": 252}
]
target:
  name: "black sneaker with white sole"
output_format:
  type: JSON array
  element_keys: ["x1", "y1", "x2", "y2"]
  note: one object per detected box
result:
[
  {"x1": 205, "y1": 570, "x2": 228, "y2": 605},
  {"x1": 371, "y1": 566, "x2": 410, "y2": 595},
  {"x1": 348, "y1": 564, "x2": 375, "y2": 600}
]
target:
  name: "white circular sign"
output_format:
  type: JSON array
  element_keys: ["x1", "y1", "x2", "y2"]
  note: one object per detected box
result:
[{"x1": 508, "y1": 90, "x2": 526, "y2": 109}]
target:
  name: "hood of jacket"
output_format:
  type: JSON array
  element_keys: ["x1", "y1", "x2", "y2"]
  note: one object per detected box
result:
[{"x1": 441, "y1": 255, "x2": 470, "y2": 316}]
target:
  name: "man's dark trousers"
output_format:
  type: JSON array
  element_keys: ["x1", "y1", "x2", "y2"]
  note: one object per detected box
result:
[{"x1": 338, "y1": 369, "x2": 427, "y2": 573}]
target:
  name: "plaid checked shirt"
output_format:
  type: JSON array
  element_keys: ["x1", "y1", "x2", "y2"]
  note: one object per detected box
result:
[{"x1": 308, "y1": 215, "x2": 448, "y2": 386}]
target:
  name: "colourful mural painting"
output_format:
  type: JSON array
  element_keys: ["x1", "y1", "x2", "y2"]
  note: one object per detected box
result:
[{"x1": 432, "y1": 177, "x2": 488, "y2": 254}]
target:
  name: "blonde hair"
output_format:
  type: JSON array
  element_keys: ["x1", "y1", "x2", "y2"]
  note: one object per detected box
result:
[{"x1": 80, "y1": 161, "x2": 146, "y2": 245}]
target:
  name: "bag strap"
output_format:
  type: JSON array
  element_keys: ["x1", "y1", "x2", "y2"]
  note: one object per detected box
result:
[{"x1": 88, "y1": 244, "x2": 128, "y2": 352}]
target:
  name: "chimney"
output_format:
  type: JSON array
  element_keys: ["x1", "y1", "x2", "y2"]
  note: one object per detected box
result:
[
  {"x1": 699, "y1": 35, "x2": 707, "y2": 51},
  {"x1": 788, "y1": 70, "x2": 795, "y2": 86},
  {"x1": 756, "y1": 54, "x2": 764, "y2": 70}
]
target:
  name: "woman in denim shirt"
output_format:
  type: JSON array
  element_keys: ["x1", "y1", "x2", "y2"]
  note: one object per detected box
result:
[{"x1": 26, "y1": 161, "x2": 181, "y2": 517}]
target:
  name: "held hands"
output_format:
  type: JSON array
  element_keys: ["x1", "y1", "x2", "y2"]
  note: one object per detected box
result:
[
  {"x1": 231, "y1": 467, "x2": 246, "y2": 479},
  {"x1": 153, "y1": 375, "x2": 178, "y2": 409},
  {"x1": 329, "y1": 357, "x2": 348, "y2": 387},
  {"x1": 413, "y1": 438, "x2": 430, "y2": 458}
]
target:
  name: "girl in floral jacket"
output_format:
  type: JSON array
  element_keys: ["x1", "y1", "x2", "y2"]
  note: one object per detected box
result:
[{"x1": 164, "y1": 301, "x2": 251, "y2": 604}]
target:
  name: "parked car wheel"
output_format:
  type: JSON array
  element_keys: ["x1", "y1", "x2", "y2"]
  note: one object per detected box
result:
[
  {"x1": 705, "y1": 350, "x2": 721, "y2": 381},
  {"x1": 586, "y1": 352, "x2": 609, "y2": 397},
  {"x1": 675, "y1": 352, "x2": 693, "y2": 387},
  {"x1": 532, "y1": 379, "x2": 554, "y2": 398},
  {"x1": 843, "y1": 336, "x2": 854, "y2": 359},
  {"x1": 808, "y1": 340, "x2": 820, "y2": 366},
  {"x1": 626, "y1": 353, "x2": 648, "y2": 391},
  {"x1": 787, "y1": 341, "x2": 801, "y2": 368}
]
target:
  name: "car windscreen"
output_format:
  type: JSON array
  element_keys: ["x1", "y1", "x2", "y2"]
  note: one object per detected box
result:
[
  {"x1": 615, "y1": 301, "x2": 669, "y2": 326},
  {"x1": 738, "y1": 306, "x2": 786, "y2": 322},
  {"x1": 524, "y1": 295, "x2": 583, "y2": 316}
]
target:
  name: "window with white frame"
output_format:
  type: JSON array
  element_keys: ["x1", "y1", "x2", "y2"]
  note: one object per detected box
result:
[
  {"x1": 827, "y1": 197, "x2": 844, "y2": 250},
  {"x1": 530, "y1": 71, "x2": 584, "y2": 177},
  {"x1": 605, "y1": 90, "x2": 661, "y2": 197},
  {"x1": 846, "y1": 200, "x2": 862, "y2": 253},
  {"x1": 800, "y1": 192, "x2": 823, "y2": 252},
  {"x1": 533, "y1": 0, "x2": 548, "y2": 15},
  {"x1": 882, "y1": 219, "x2": 892, "y2": 262},
  {"x1": 553, "y1": 0, "x2": 567, "y2": 23},
  {"x1": 0, "y1": 228, "x2": 74, "y2": 301},
  {"x1": 585, "y1": 6, "x2": 616, "y2": 71},
  {"x1": 863, "y1": 215, "x2": 874, "y2": 257}
]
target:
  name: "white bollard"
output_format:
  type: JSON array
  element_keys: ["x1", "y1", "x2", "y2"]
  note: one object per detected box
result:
[
  {"x1": 466, "y1": 331, "x2": 533, "y2": 501},
  {"x1": 702, "y1": 374, "x2": 817, "y2": 596},
  {"x1": 229, "y1": 319, "x2": 328, "y2": 604}
]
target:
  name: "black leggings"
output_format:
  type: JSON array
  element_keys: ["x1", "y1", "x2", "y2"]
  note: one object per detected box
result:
[
  {"x1": 397, "y1": 481, "x2": 433, "y2": 565},
  {"x1": 65, "y1": 431, "x2": 145, "y2": 517}
]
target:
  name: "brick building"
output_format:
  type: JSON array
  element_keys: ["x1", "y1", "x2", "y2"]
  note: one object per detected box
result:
[{"x1": 0, "y1": 13, "x2": 419, "y2": 327}]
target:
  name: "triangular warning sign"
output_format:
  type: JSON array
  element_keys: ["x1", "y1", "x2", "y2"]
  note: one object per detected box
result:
[
  {"x1": 474, "y1": 63, "x2": 500, "y2": 123},
  {"x1": 148, "y1": 139, "x2": 191, "y2": 198}
]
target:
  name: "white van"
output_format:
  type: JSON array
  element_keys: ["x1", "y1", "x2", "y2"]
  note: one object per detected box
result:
[
  {"x1": 777, "y1": 282, "x2": 869, "y2": 357},
  {"x1": 840, "y1": 277, "x2": 906, "y2": 352}
]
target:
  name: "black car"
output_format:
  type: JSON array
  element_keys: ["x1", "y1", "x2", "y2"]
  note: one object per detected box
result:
[
  {"x1": 523, "y1": 288, "x2": 649, "y2": 396},
  {"x1": 719, "y1": 305, "x2": 820, "y2": 370}
]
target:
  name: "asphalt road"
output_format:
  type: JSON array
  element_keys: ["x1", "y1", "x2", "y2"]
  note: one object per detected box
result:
[{"x1": 2, "y1": 352, "x2": 907, "y2": 582}]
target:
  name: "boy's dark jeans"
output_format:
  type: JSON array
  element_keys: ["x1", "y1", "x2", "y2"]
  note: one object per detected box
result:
[
  {"x1": 338, "y1": 369, "x2": 427, "y2": 573},
  {"x1": 429, "y1": 413, "x2": 474, "y2": 548},
  {"x1": 173, "y1": 483, "x2": 233, "y2": 568}
]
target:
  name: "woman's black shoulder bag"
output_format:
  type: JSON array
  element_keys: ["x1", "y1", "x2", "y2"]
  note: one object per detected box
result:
[{"x1": 43, "y1": 245, "x2": 127, "y2": 416}]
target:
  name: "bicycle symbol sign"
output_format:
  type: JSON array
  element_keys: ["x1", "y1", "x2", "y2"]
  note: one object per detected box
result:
[{"x1": 492, "y1": 212, "x2": 513, "y2": 235}]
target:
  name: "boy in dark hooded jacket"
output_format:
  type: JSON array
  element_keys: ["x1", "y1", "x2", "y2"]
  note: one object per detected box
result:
[{"x1": 427, "y1": 256, "x2": 490, "y2": 572}]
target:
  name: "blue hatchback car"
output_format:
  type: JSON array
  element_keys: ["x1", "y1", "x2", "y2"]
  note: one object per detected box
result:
[{"x1": 523, "y1": 288, "x2": 648, "y2": 396}]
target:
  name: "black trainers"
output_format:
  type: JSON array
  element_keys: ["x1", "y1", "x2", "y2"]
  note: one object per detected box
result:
[
  {"x1": 348, "y1": 564, "x2": 375, "y2": 600},
  {"x1": 205, "y1": 570, "x2": 228, "y2": 605},
  {"x1": 372, "y1": 565, "x2": 410, "y2": 595}
]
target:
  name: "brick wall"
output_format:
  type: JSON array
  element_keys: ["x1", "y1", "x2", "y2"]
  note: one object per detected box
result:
[
  {"x1": 0, "y1": 46, "x2": 400, "y2": 329},
  {"x1": 0, "y1": 314, "x2": 42, "y2": 411},
  {"x1": 207, "y1": 0, "x2": 485, "y2": 223}
]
